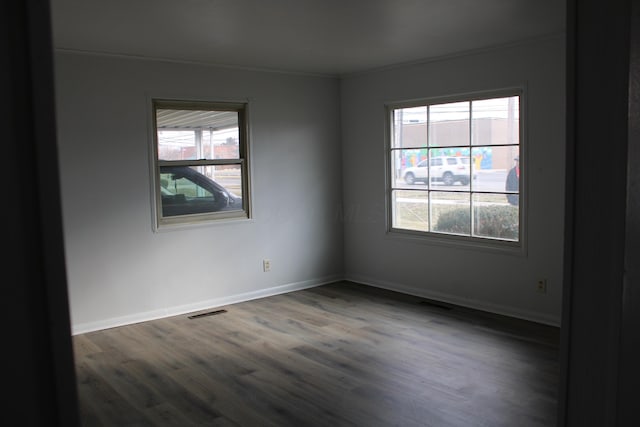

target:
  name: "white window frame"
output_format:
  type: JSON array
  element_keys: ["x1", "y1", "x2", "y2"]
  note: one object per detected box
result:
[
  {"x1": 385, "y1": 89, "x2": 526, "y2": 252},
  {"x1": 150, "y1": 99, "x2": 251, "y2": 230}
]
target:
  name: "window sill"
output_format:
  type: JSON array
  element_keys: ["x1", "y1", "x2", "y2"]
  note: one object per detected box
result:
[
  {"x1": 153, "y1": 213, "x2": 253, "y2": 233},
  {"x1": 385, "y1": 227, "x2": 527, "y2": 257}
]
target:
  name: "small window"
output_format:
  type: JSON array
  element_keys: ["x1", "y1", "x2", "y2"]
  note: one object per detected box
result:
[
  {"x1": 151, "y1": 99, "x2": 250, "y2": 228},
  {"x1": 388, "y1": 92, "x2": 522, "y2": 244}
]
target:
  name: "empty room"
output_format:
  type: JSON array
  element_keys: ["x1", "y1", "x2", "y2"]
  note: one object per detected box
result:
[{"x1": 7, "y1": 0, "x2": 639, "y2": 426}]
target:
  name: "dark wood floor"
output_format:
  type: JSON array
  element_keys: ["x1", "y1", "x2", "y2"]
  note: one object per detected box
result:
[{"x1": 73, "y1": 281, "x2": 560, "y2": 426}]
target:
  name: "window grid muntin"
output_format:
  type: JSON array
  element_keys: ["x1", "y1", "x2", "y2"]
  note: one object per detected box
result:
[{"x1": 388, "y1": 93, "x2": 521, "y2": 242}]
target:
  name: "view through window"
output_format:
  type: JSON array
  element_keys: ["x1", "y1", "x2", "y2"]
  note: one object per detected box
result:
[
  {"x1": 388, "y1": 92, "x2": 521, "y2": 243},
  {"x1": 152, "y1": 100, "x2": 250, "y2": 228}
]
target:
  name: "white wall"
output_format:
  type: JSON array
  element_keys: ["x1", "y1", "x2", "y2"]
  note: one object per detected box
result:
[
  {"x1": 55, "y1": 53, "x2": 344, "y2": 334},
  {"x1": 340, "y1": 36, "x2": 566, "y2": 325}
]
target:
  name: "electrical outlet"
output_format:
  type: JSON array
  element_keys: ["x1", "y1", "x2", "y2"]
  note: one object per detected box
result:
[
  {"x1": 263, "y1": 259, "x2": 271, "y2": 272},
  {"x1": 536, "y1": 279, "x2": 547, "y2": 293}
]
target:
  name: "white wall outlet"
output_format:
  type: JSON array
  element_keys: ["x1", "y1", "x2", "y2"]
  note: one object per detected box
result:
[
  {"x1": 536, "y1": 279, "x2": 547, "y2": 293},
  {"x1": 263, "y1": 259, "x2": 271, "y2": 272}
]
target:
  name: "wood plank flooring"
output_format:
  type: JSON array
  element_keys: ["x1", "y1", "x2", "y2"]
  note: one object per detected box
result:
[{"x1": 73, "y1": 281, "x2": 560, "y2": 426}]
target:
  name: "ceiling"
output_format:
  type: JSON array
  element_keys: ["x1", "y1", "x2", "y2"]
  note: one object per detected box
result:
[{"x1": 50, "y1": 0, "x2": 566, "y2": 76}]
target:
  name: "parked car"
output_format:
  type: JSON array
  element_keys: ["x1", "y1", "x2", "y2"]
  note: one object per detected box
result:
[
  {"x1": 159, "y1": 166, "x2": 242, "y2": 217},
  {"x1": 402, "y1": 156, "x2": 476, "y2": 185}
]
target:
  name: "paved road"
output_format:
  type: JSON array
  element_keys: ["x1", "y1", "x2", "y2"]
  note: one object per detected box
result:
[{"x1": 395, "y1": 169, "x2": 509, "y2": 192}]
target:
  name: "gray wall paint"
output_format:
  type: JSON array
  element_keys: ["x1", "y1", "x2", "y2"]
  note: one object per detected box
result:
[
  {"x1": 340, "y1": 37, "x2": 565, "y2": 325},
  {"x1": 55, "y1": 53, "x2": 344, "y2": 333},
  {"x1": 56, "y1": 36, "x2": 565, "y2": 333}
]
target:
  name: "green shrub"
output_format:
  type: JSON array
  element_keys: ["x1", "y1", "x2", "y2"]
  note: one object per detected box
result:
[
  {"x1": 434, "y1": 208, "x2": 470, "y2": 234},
  {"x1": 435, "y1": 205, "x2": 519, "y2": 240}
]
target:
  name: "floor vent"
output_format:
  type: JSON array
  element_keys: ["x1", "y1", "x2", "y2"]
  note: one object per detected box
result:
[
  {"x1": 419, "y1": 301, "x2": 453, "y2": 310},
  {"x1": 188, "y1": 309, "x2": 227, "y2": 319}
]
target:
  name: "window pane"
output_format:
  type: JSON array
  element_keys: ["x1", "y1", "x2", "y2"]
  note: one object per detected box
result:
[
  {"x1": 392, "y1": 190, "x2": 429, "y2": 231},
  {"x1": 156, "y1": 109, "x2": 239, "y2": 161},
  {"x1": 160, "y1": 165, "x2": 243, "y2": 217},
  {"x1": 471, "y1": 146, "x2": 520, "y2": 192},
  {"x1": 430, "y1": 192, "x2": 470, "y2": 235},
  {"x1": 472, "y1": 96, "x2": 519, "y2": 146},
  {"x1": 393, "y1": 149, "x2": 430, "y2": 188},
  {"x1": 472, "y1": 193, "x2": 519, "y2": 241},
  {"x1": 387, "y1": 94, "x2": 521, "y2": 243},
  {"x1": 429, "y1": 101, "x2": 470, "y2": 147},
  {"x1": 202, "y1": 164, "x2": 243, "y2": 199},
  {"x1": 392, "y1": 106, "x2": 427, "y2": 148}
]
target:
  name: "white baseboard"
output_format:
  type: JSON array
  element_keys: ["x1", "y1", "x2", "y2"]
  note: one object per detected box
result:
[
  {"x1": 345, "y1": 274, "x2": 561, "y2": 327},
  {"x1": 71, "y1": 274, "x2": 342, "y2": 335},
  {"x1": 72, "y1": 273, "x2": 560, "y2": 335}
]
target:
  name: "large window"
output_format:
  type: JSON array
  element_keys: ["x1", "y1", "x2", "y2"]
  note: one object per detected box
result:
[
  {"x1": 151, "y1": 99, "x2": 250, "y2": 228},
  {"x1": 388, "y1": 92, "x2": 522, "y2": 243}
]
